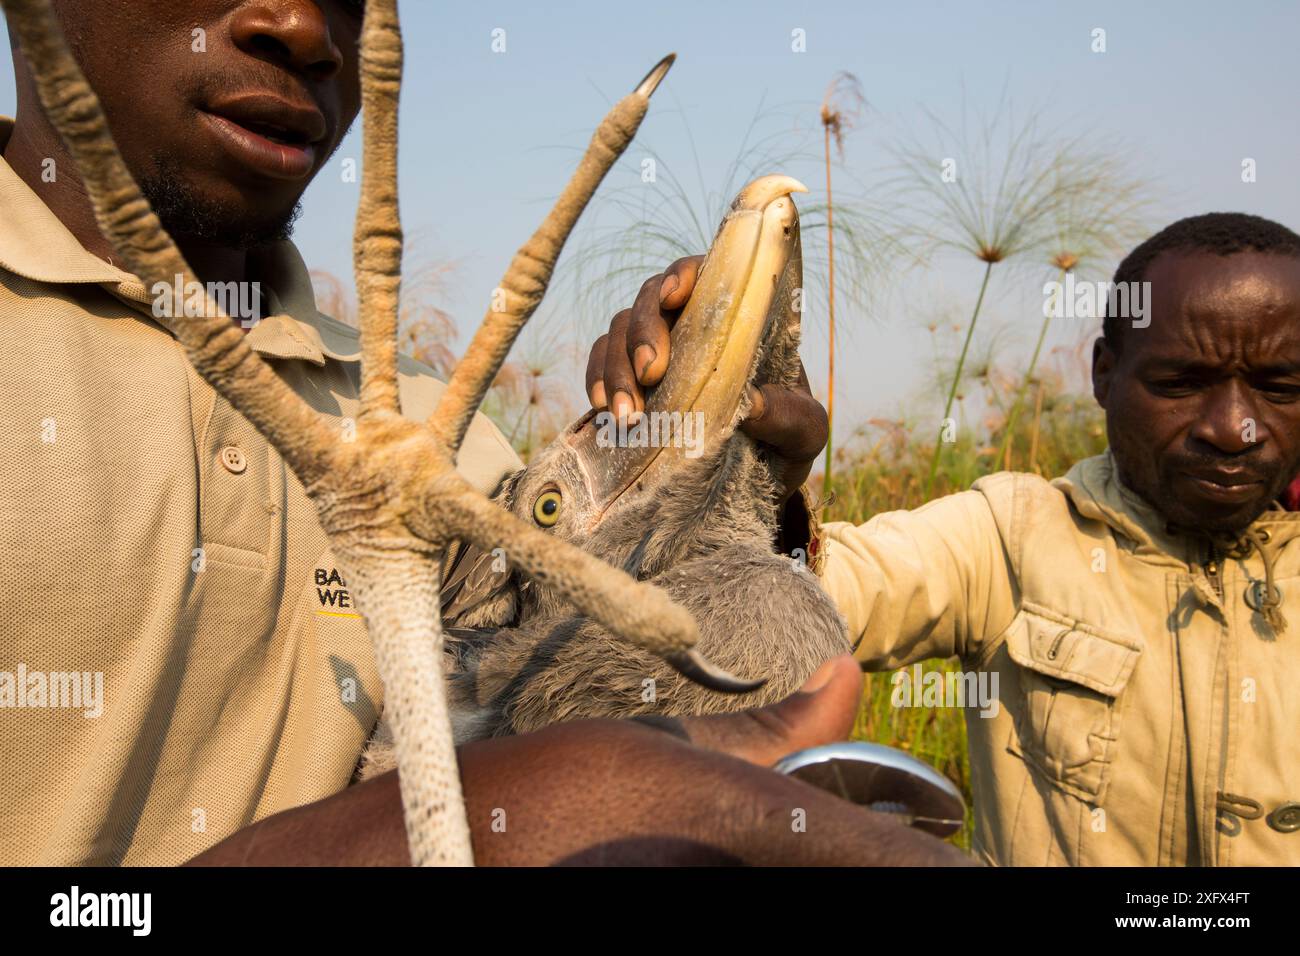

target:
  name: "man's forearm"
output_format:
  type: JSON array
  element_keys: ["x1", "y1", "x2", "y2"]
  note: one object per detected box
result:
[
  {"x1": 186, "y1": 767, "x2": 410, "y2": 866},
  {"x1": 188, "y1": 718, "x2": 970, "y2": 867},
  {"x1": 455, "y1": 718, "x2": 968, "y2": 866}
]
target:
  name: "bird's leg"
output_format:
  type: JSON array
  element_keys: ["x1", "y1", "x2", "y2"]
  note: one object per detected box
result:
[
  {"x1": 353, "y1": 0, "x2": 404, "y2": 419},
  {"x1": 329, "y1": 545, "x2": 471, "y2": 865},
  {"x1": 429, "y1": 57, "x2": 676, "y2": 456},
  {"x1": 334, "y1": 3, "x2": 476, "y2": 863}
]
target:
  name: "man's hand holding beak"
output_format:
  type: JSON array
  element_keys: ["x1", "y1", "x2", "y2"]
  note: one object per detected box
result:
[{"x1": 586, "y1": 255, "x2": 830, "y2": 502}]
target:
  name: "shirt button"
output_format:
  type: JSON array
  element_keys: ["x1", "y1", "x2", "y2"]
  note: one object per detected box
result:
[
  {"x1": 1267, "y1": 802, "x2": 1300, "y2": 833},
  {"x1": 220, "y1": 446, "x2": 247, "y2": 474}
]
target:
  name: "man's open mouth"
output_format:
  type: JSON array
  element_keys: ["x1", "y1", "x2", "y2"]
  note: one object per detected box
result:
[
  {"x1": 231, "y1": 117, "x2": 312, "y2": 146},
  {"x1": 198, "y1": 93, "x2": 328, "y2": 181}
]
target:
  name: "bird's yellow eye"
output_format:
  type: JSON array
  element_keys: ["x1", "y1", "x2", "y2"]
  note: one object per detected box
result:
[{"x1": 532, "y1": 489, "x2": 563, "y2": 527}]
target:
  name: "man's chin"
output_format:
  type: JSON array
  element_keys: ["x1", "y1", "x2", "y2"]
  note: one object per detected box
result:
[
  {"x1": 166, "y1": 208, "x2": 301, "y2": 251},
  {"x1": 1162, "y1": 483, "x2": 1274, "y2": 537},
  {"x1": 139, "y1": 165, "x2": 302, "y2": 251}
]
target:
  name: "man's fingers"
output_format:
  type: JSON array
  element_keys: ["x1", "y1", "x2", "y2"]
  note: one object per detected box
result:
[
  {"x1": 626, "y1": 275, "x2": 674, "y2": 387},
  {"x1": 680, "y1": 655, "x2": 863, "y2": 767},
  {"x1": 740, "y1": 364, "x2": 828, "y2": 499},
  {"x1": 585, "y1": 333, "x2": 609, "y2": 409},
  {"x1": 628, "y1": 256, "x2": 705, "y2": 387},
  {"x1": 658, "y1": 255, "x2": 704, "y2": 311},
  {"x1": 602, "y1": 309, "x2": 643, "y2": 417},
  {"x1": 740, "y1": 382, "x2": 829, "y2": 463},
  {"x1": 584, "y1": 254, "x2": 706, "y2": 409}
]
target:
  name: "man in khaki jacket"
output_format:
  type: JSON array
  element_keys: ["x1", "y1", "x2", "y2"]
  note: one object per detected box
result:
[
  {"x1": 598, "y1": 213, "x2": 1300, "y2": 866},
  {"x1": 1, "y1": 1, "x2": 963, "y2": 867}
]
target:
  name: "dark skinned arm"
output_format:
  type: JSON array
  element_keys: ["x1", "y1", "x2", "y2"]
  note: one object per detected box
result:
[{"x1": 186, "y1": 657, "x2": 970, "y2": 866}]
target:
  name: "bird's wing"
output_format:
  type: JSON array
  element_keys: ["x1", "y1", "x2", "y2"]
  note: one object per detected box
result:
[{"x1": 440, "y1": 539, "x2": 519, "y2": 628}]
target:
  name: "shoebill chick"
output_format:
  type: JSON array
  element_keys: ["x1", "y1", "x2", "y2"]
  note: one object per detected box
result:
[{"x1": 365, "y1": 176, "x2": 849, "y2": 768}]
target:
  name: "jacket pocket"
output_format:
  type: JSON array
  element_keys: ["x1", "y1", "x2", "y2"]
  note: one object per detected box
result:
[{"x1": 1005, "y1": 602, "x2": 1142, "y2": 803}]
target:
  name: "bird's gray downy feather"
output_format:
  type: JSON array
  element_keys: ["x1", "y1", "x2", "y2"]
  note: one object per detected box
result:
[{"x1": 359, "y1": 183, "x2": 847, "y2": 775}]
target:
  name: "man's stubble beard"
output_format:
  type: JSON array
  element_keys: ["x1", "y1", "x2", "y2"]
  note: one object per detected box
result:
[
  {"x1": 1115, "y1": 448, "x2": 1281, "y2": 537},
  {"x1": 138, "y1": 154, "x2": 303, "y2": 251}
]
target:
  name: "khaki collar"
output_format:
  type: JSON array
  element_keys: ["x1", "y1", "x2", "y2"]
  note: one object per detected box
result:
[
  {"x1": 0, "y1": 116, "x2": 357, "y2": 368},
  {"x1": 1055, "y1": 450, "x2": 1300, "y2": 563}
]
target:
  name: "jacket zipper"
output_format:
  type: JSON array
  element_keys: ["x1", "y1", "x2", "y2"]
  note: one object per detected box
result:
[
  {"x1": 1202, "y1": 544, "x2": 1230, "y2": 866},
  {"x1": 1204, "y1": 547, "x2": 1224, "y2": 601}
]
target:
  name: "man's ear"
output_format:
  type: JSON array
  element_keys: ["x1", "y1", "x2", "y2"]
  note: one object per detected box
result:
[{"x1": 1092, "y1": 336, "x2": 1115, "y2": 408}]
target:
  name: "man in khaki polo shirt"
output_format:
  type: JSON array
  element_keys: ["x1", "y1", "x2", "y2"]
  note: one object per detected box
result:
[{"x1": 2, "y1": 2, "x2": 967, "y2": 867}]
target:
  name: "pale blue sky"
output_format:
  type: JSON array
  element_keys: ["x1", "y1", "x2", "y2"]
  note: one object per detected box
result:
[{"x1": 4, "y1": 1, "x2": 1298, "y2": 444}]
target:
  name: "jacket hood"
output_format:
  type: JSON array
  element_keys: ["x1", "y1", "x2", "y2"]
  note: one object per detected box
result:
[{"x1": 1052, "y1": 451, "x2": 1167, "y2": 556}]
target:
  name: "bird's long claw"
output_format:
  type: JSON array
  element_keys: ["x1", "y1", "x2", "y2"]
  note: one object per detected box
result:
[
  {"x1": 634, "y1": 53, "x2": 676, "y2": 98},
  {"x1": 664, "y1": 649, "x2": 766, "y2": 694}
]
